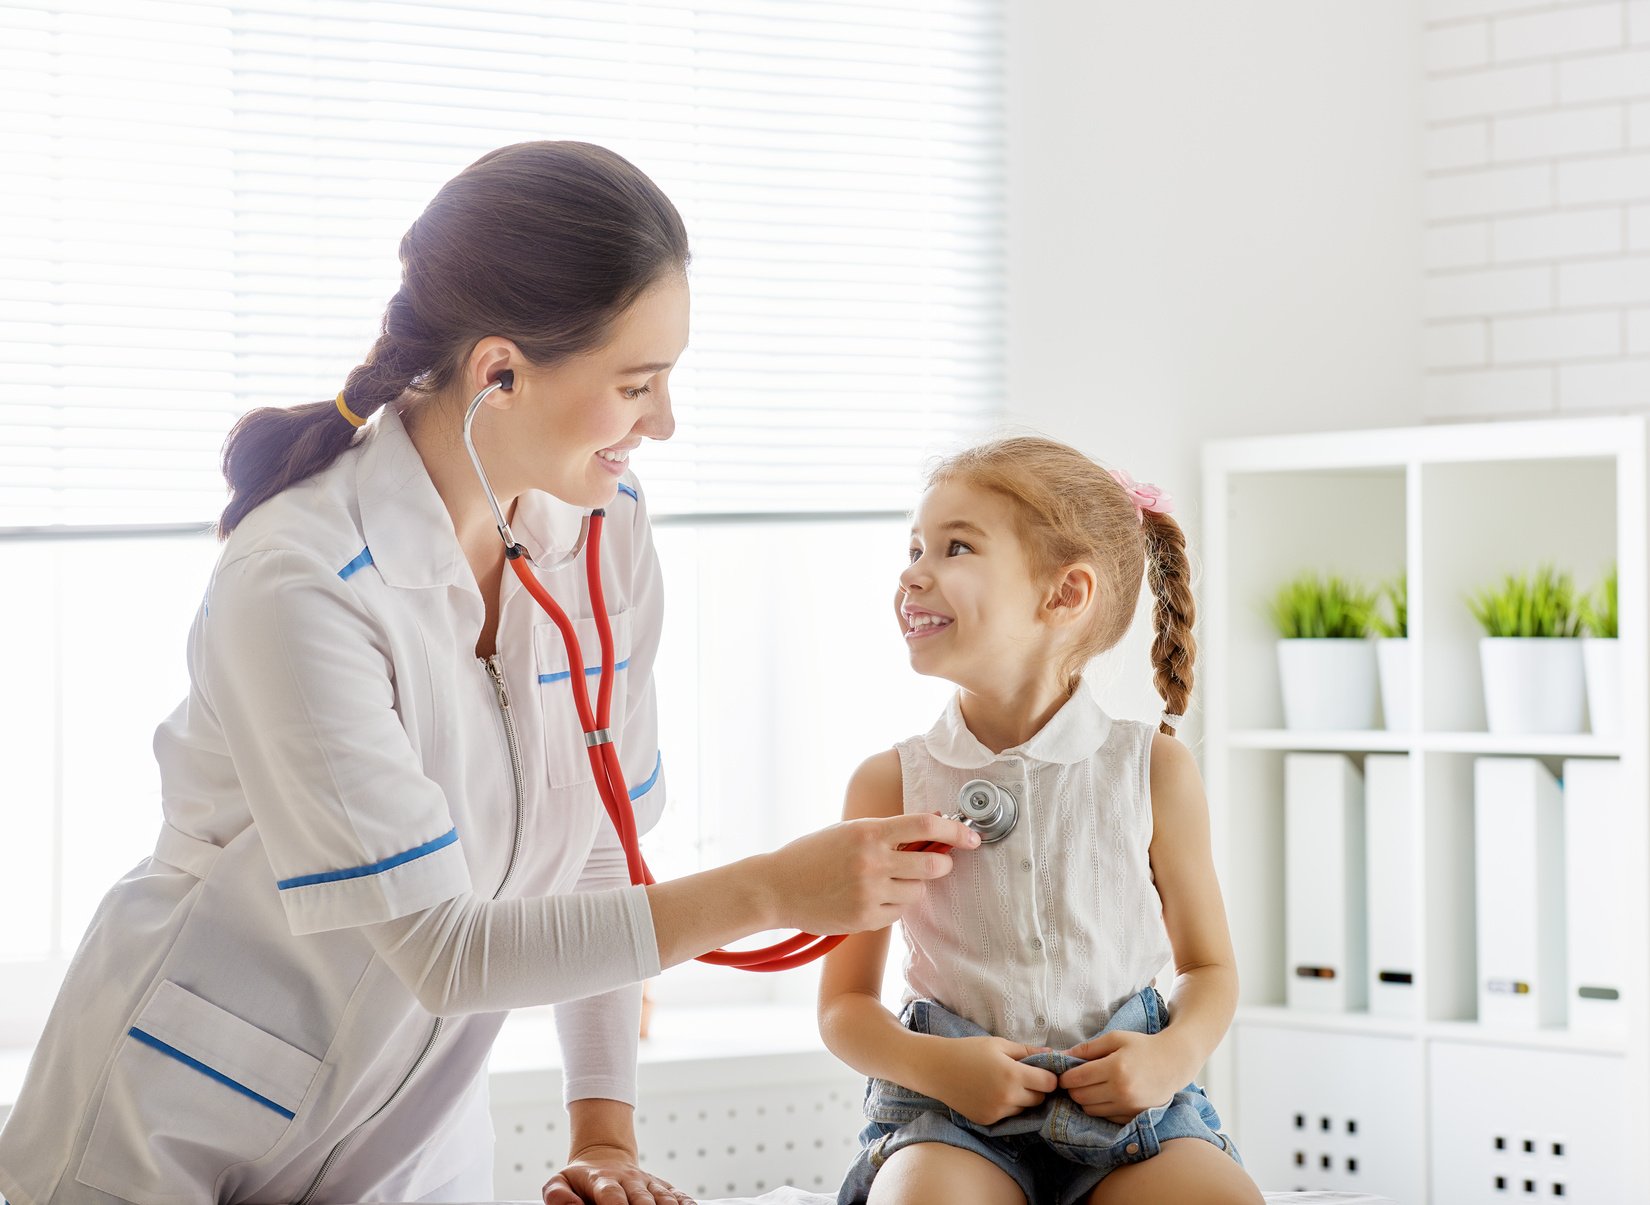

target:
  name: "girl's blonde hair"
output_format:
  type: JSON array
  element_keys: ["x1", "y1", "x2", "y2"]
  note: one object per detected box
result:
[{"x1": 927, "y1": 436, "x2": 1195, "y2": 736}]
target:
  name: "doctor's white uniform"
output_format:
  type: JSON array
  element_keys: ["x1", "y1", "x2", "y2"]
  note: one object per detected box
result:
[{"x1": 0, "y1": 407, "x2": 668, "y2": 1204}]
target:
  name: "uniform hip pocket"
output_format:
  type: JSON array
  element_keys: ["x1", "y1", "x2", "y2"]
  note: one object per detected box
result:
[{"x1": 76, "y1": 980, "x2": 320, "y2": 1204}]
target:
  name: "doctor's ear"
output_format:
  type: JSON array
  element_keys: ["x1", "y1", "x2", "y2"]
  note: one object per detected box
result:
[
  {"x1": 1043, "y1": 564, "x2": 1097, "y2": 626},
  {"x1": 465, "y1": 337, "x2": 524, "y2": 405}
]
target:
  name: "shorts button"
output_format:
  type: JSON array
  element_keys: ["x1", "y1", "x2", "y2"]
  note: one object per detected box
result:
[{"x1": 1126, "y1": 1142, "x2": 1140, "y2": 1155}]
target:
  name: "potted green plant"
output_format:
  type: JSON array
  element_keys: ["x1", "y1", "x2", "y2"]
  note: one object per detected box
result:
[
  {"x1": 1372, "y1": 574, "x2": 1410, "y2": 730},
  {"x1": 1581, "y1": 565, "x2": 1618, "y2": 739},
  {"x1": 1270, "y1": 572, "x2": 1379, "y2": 730},
  {"x1": 1468, "y1": 566, "x2": 1585, "y2": 735}
]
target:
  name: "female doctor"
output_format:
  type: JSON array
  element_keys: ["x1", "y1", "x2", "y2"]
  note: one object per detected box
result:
[{"x1": 0, "y1": 141, "x2": 976, "y2": 1205}]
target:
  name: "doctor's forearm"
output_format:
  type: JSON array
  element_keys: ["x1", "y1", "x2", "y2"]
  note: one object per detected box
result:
[
  {"x1": 362, "y1": 888, "x2": 661, "y2": 1016},
  {"x1": 643, "y1": 854, "x2": 783, "y2": 968},
  {"x1": 565, "y1": 1097, "x2": 639, "y2": 1160}
]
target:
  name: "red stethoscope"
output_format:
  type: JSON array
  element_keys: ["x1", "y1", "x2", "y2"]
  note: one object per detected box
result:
[{"x1": 463, "y1": 373, "x2": 1016, "y2": 971}]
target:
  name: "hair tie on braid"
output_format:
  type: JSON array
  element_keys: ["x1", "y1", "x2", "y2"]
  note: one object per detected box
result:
[{"x1": 335, "y1": 391, "x2": 368, "y2": 428}]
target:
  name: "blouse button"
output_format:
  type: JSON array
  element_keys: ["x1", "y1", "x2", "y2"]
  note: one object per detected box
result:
[
  {"x1": 1031, "y1": 936, "x2": 1043, "y2": 951},
  {"x1": 1020, "y1": 858, "x2": 1033, "y2": 871},
  {"x1": 1034, "y1": 1014, "x2": 1047, "y2": 1029}
]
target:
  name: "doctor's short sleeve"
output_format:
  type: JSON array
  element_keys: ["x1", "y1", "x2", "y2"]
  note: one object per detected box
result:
[{"x1": 199, "y1": 548, "x2": 471, "y2": 935}]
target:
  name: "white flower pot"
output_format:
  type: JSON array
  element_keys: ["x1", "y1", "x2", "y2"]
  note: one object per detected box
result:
[
  {"x1": 1277, "y1": 639, "x2": 1380, "y2": 731},
  {"x1": 1583, "y1": 637, "x2": 1621, "y2": 739},
  {"x1": 1376, "y1": 637, "x2": 1413, "y2": 731},
  {"x1": 1479, "y1": 638, "x2": 1586, "y2": 735}
]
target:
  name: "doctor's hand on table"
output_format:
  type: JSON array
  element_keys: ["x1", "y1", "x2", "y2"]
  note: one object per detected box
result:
[{"x1": 543, "y1": 1100, "x2": 696, "y2": 1205}]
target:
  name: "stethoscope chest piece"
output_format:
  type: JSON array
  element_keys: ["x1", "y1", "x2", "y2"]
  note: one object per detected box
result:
[{"x1": 955, "y1": 778, "x2": 1019, "y2": 844}]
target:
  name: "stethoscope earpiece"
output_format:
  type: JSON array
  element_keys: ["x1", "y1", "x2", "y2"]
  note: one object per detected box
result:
[
  {"x1": 954, "y1": 778, "x2": 1019, "y2": 844},
  {"x1": 495, "y1": 368, "x2": 514, "y2": 390}
]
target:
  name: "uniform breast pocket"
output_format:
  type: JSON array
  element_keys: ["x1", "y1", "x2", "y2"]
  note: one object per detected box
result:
[
  {"x1": 534, "y1": 609, "x2": 633, "y2": 788},
  {"x1": 76, "y1": 980, "x2": 320, "y2": 1204}
]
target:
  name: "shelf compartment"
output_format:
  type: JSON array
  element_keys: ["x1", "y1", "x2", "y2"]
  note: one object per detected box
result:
[
  {"x1": 1417, "y1": 456, "x2": 1617, "y2": 736},
  {"x1": 1216, "y1": 467, "x2": 1407, "y2": 732}
]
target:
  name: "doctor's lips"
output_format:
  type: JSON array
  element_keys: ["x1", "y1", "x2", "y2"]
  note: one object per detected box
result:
[
  {"x1": 595, "y1": 442, "x2": 637, "y2": 475},
  {"x1": 901, "y1": 605, "x2": 954, "y2": 640}
]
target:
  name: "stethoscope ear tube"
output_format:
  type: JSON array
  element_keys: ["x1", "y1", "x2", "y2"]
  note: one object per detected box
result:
[
  {"x1": 469, "y1": 375, "x2": 846, "y2": 971},
  {"x1": 463, "y1": 375, "x2": 588, "y2": 573},
  {"x1": 505, "y1": 519, "x2": 845, "y2": 972}
]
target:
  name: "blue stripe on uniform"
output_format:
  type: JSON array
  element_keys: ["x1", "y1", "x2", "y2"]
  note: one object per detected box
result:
[
  {"x1": 338, "y1": 546, "x2": 374, "y2": 579},
  {"x1": 275, "y1": 827, "x2": 459, "y2": 891},
  {"x1": 616, "y1": 482, "x2": 638, "y2": 501},
  {"x1": 628, "y1": 751, "x2": 663, "y2": 801},
  {"x1": 128, "y1": 1027, "x2": 296, "y2": 1120},
  {"x1": 539, "y1": 657, "x2": 631, "y2": 685}
]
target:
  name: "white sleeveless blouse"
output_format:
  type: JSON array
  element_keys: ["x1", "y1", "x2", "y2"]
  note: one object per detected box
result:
[{"x1": 894, "y1": 685, "x2": 1173, "y2": 1052}]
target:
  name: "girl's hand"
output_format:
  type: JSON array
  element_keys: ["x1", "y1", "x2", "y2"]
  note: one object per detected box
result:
[
  {"x1": 765, "y1": 812, "x2": 979, "y2": 936},
  {"x1": 1057, "y1": 1030, "x2": 1188, "y2": 1124},
  {"x1": 542, "y1": 1144, "x2": 695, "y2": 1205},
  {"x1": 928, "y1": 1035, "x2": 1058, "y2": 1126}
]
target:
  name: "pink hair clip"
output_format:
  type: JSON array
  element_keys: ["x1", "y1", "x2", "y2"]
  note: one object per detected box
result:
[{"x1": 1107, "y1": 468, "x2": 1174, "y2": 524}]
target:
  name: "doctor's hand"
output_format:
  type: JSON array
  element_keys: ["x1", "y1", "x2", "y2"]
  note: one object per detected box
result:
[
  {"x1": 928, "y1": 1035, "x2": 1058, "y2": 1127},
  {"x1": 543, "y1": 1144, "x2": 694, "y2": 1205},
  {"x1": 1058, "y1": 1029, "x2": 1182, "y2": 1124},
  {"x1": 766, "y1": 812, "x2": 979, "y2": 936}
]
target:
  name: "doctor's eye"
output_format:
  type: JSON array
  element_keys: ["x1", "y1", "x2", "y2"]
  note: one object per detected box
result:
[{"x1": 622, "y1": 383, "x2": 654, "y2": 400}]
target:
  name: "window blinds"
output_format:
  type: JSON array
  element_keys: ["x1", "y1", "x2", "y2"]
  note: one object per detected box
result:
[{"x1": 0, "y1": 0, "x2": 1004, "y2": 524}]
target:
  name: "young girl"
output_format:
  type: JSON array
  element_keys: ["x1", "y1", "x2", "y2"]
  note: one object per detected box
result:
[{"x1": 818, "y1": 437, "x2": 1264, "y2": 1205}]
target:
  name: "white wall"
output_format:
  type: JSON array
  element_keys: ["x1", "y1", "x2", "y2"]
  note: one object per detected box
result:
[
  {"x1": 1420, "y1": 0, "x2": 1650, "y2": 417},
  {"x1": 1004, "y1": 0, "x2": 1426, "y2": 721}
]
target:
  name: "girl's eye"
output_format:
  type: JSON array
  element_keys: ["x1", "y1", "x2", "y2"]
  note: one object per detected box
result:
[
  {"x1": 908, "y1": 546, "x2": 922, "y2": 563},
  {"x1": 622, "y1": 384, "x2": 653, "y2": 400},
  {"x1": 948, "y1": 540, "x2": 973, "y2": 555}
]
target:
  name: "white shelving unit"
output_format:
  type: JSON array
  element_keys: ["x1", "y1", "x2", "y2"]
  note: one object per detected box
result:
[{"x1": 1202, "y1": 416, "x2": 1649, "y2": 1205}]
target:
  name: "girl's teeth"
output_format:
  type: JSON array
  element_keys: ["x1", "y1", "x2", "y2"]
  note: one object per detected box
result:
[{"x1": 598, "y1": 449, "x2": 628, "y2": 462}]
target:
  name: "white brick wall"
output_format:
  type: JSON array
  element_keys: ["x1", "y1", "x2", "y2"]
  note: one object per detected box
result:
[{"x1": 1423, "y1": 0, "x2": 1650, "y2": 418}]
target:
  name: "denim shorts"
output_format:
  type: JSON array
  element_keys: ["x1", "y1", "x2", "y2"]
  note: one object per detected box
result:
[{"x1": 836, "y1": 987, "x2": 1240, "y2": 1205}]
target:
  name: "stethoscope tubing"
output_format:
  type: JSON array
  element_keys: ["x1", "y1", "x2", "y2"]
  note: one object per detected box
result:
[{"x1": 467, "y1": 376, "x2": 844, "y2": 971}]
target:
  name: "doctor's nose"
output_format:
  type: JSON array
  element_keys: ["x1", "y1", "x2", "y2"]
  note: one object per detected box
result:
[{"x1": 636, "y1": 384, "x2": 675, "y2": 442}]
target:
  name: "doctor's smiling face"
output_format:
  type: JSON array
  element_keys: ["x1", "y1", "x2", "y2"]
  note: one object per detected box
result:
[{"x1": 466, "y1": 272, "x2": 690, "y2": 510}]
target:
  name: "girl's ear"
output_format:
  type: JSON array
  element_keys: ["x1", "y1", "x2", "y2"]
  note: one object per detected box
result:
[{"x1": 1044, "y1": 563, "x2": 1097, "y2": 626}]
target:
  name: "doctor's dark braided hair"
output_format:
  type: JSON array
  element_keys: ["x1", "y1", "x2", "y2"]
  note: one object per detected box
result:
[
  {"x1": 926, "y1": 437, "x2": 1195, "y2": 737},
  {"x1": 217, "y1": 140, "x2": 690, "y2": 536}
]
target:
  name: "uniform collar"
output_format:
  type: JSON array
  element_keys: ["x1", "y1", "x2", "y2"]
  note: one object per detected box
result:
[
  {"x1": 356, "y1": 406, "x2": 593, "y2": 588},
  {"x1": 923, "y1": 683, "x2": 1114, "y2": 769}
]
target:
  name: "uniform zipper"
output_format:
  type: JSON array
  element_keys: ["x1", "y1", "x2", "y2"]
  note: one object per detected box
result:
[
  {"x1": 485, "y1": 654, "x2": 529, "y2": 902},
  {"x1": 293, "y1": 655, "x2": 529, "y2": 1204}
]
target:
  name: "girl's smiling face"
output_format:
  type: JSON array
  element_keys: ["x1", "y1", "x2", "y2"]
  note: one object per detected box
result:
[{"x1": 898, "y1": 479, "x2": 1059, "y2": 690}]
